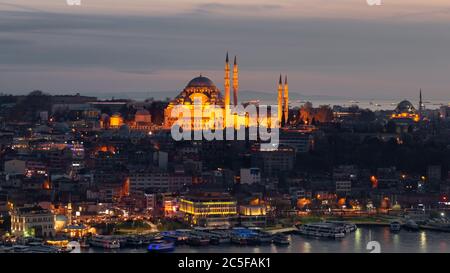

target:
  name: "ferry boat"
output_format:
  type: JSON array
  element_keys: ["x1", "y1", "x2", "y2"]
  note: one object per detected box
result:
[
  {"x1": 296, "y1": 223, "x2": 345, "y2": 239},
  {"x1": 126, "y1": 237, "x2": 143, "y2": 247},
  {"x1": 209, "y1": 236, "x2": 221, "y2": 245},
  {"x1": 273, "y1": 234, "x2": 290, "y2": 246},
  {"x1": 207, "y1": 230, "x2": 231, "y2": 244},
  {"x1": 147, "y1": 240, "x2": 175, "y2": 253},
  {"x1": 0, "y1": 244, "x2": 60, "y2": 253},
  {"x1": 246, "y1": 235, "x2": 261, "y2": 245},
  {"x1": 325, "y1": 221, "x2": 357, "y2": 233},
  {"x1": 259, "y1": 233, "x2": 273, "y2": 244},
  {"x1": 390, "y1": 221, "x2": 402, "y2": 233},
  {"x1": 230, "y1": 235, "x2": 247, "y2": 245},
  {"x1": 89, "y1": 235, "x2": 121, "y2": 249},
  {"x1": 28, "y1": 245, "x2": 60, "y2": 253},
  {"x1": 187, "y1": 236, "x2": 209, "y2": 246}
]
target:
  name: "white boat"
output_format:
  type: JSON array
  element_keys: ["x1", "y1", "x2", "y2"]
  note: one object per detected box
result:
[
  {"x1": 89, "y1": 235, "x2": 121, "y2": 249},
  {"x1": 325, "y1": 221, "x2": 357, "y2": 233},
  {"x1": 147, "y1": 240, "x2": 175, "y2": 253},
  {"x1": 297, "y1": 223, "x2": 345, "y2": 239}
]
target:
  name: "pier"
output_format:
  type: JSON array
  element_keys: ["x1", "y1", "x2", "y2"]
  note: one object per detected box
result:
[{"x1": 264, "y1": 227, "x2": 298, "y2": 235}]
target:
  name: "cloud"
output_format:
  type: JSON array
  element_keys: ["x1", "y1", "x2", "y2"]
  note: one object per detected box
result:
[
  {"x1": 192, "y1": 2, "x2": 283, "y2": 14},
  {"x1": 0, "y1": 7, "x2": 450, "y2": 99},
  {"x1": 0, "y1": 1, "x2": 44, "y2": 12}
]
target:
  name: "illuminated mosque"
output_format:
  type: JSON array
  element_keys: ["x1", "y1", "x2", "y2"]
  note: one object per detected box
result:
[
  {"x1": 390, "y1": 90, "x2": 423, "y2": 123},
  {"x1": 388, "y1": 90, "x2": 424, "y2": 134},
  {"x1": 163, "y1": 53, "x2": 290, "y2": 130}
]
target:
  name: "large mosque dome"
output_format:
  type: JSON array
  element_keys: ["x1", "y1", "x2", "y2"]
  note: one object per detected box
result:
[
  {"x1": 168, "y1": 75, "x2": 224, "y2": 106},
  {"x1": 186, "y1": 76, "x2": 217, "y2": 88},
  {"x1": 164, "y1": 74, "x2": 225, "y2": 129}
]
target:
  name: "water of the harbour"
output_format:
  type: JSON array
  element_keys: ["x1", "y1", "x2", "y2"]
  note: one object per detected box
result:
[{"x1": 81, "y1": 227, "x2": 450, "y2": 253}]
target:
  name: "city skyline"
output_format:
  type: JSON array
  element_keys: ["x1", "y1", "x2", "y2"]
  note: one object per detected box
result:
[
  {"x1": 1, "y1": 1, "x2": 450, "y2": 256},
  {"x1": 1, "y1": 1, "x2": 450, "y2": 100}
]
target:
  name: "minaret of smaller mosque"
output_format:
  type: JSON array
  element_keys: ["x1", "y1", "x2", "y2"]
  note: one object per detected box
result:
[
  {"x1": 277, "y1": 74, "x2": 283, "y2": 126},
  {"x1": 419, "y1": 89, "x2": 423, "y2": 115},
  {"x1": 224, "y1": 52, "x2": 231, "y2": 108},
  {"x1": 233, "y1": 56, "x2": 239, "y2": 106},
  {"x1": 67, "y1": 201, "x2": 73, "y2": 225},
  {"x1": 283, "y1": 75, "x2": 289, "y2": 125}
]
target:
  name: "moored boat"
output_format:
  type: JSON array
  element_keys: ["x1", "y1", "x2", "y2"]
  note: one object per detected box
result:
[
  {"x1": 230, "y1": 235, "x2": 247, "y2": 245},
  {"x1": 246, "y1": 235, "x2": 261, "y2": 245},
  {"x1": 89, "y1": 235, "x2": 121, "y2": 249},
  {"x1": 187, "y1": 236, "x2": 209, "y2": 246},
  {"x1": 259, "y1": 233, "x2": 273, "y2": 245},
  {"x1": 325, "y1": 221, "x2": 357, "y2": 233},
  {"x1": 296, "y1": 223, "x2": 345, "y2": 239},
  {"x1": 273, "y1": 234, "x2": 290, "y2": 246},
  {"x1": 126, "y1": 237, "x2": 143, "y2": 247},
  {"x1": 147, "y1": 240, "x2": 175, "y2": 253}
]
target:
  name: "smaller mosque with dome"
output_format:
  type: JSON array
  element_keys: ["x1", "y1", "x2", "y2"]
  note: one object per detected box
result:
[
  {"x1": 389, "y1": 91, "x2": 424, "y2": 133},
  {"x1": 390, "y1": 98, "x2": 421, "y2": 123}
]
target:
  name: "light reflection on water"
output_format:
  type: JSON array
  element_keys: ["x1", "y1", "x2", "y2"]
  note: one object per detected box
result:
[
  {"x1": 354, "y1": 228, "x2": 361, "y2": 251},
  {"x1": 82, "y1": 227, "x2": 450, "y2": 253},
  {"x1": 420, "y1": 231, "x2": 427, "y2": 253}
]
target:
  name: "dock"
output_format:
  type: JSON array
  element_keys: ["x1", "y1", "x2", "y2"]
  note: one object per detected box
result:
[{"x1": 264, "y1": 227, "x2": 298, "y2": 235}]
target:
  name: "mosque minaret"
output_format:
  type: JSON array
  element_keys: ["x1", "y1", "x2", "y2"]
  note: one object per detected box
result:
[
  {"x1": 232, "y1": 56, "x2": 239, "y2": 106},
  {"x1": 224, "y1": 52, "x2": 231, "y2": 108},
  {"x1": 277, "y1": 74, "x2": 283, "y2": 125},
  {"x1": 283, "y1": 75, "x2": 289, "y2": 125}
]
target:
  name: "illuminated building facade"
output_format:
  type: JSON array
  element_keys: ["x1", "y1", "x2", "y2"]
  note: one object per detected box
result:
[
  {"x1": 239, "y1": 204, "x2": 267, "y2": 227},
  {"x1": 179, "y1": 193, "x2": 237, "y2": 227},
  {"x1": 10, "y1": 206, "x2": 56, "y2": 238},
  {"x1": 130, "y1": 109, "x2": 152, "y2": 132},
  {"x1": 109, "y1": 113, "x2": 124, "y2": 128}
]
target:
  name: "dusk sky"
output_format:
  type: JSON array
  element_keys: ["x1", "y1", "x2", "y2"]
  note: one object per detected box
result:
[{"x1": 1, "y1": 0, "x2": 450, "y2": 100}]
